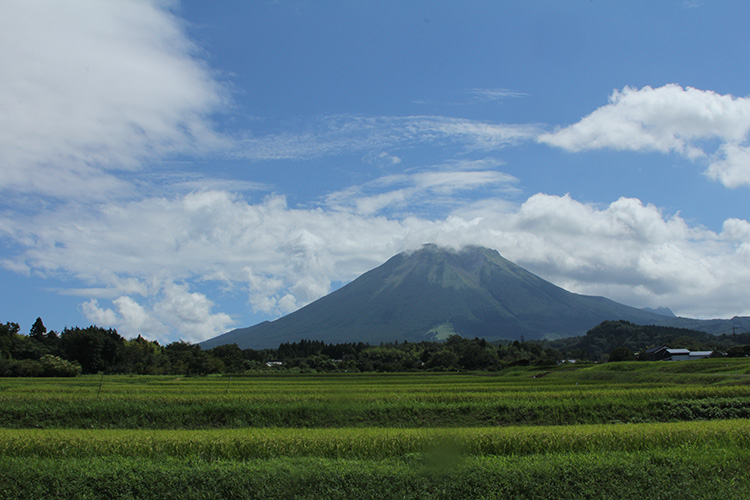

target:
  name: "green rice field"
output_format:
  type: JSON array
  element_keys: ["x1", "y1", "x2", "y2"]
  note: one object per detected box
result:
[{"x1": 1, "y1": 359, "x2": 750, "y2": 498}]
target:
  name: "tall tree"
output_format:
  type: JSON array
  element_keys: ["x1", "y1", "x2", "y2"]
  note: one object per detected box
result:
[
  {"x1": 29, "y1": 317, "x2": 47, "y2": 341},
  {"x1": 60, "y1": 326, "x2": 125, "y2": 374},
  {"x1": 0, "y1": 322, "x2": 21, "y2": 359}
]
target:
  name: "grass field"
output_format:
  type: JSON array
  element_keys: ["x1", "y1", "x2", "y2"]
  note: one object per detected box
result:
[{"x1": 1, "y1": 359, "x2": 750, "y2": 498}]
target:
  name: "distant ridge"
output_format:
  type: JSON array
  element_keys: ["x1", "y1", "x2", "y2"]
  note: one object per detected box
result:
[
  {"x1": 201, "y1": 245, "x2": 748, "y2": 350},
  {"x1": 641, "y1": 307, "x2": 676, "y2": 317}
]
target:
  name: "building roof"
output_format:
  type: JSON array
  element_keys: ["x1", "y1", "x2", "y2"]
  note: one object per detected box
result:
[{"x1": 665, "y1": 348, "x2": 690, "y2": 355}]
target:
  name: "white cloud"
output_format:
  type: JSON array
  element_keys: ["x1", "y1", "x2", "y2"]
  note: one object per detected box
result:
[
  {"x1": 539, "y1": 84, "x2": 750, "y2": 188},
  {"x1": 5, "y1": 185, "x2": 750, "y2": 344},
  {"x1": 153, "y1": 282, "x2": 233, "y2": 343},
  {"x1": 82, "y1": 299, "x2": 118, "y2": 327},
  {"x1": 491, "y1": 194, "x2": 748, "y2": 318},
  {"x1": 707, "y1": 143, "x2": 750, "y2": 188},
  {"x1": 0, "y1": 0, "x2": 228, "y2": 200},
  {"x1": 82, "y1": 296, "x2": 169, "y2": 341},
  {"x1": 112, "y1": 296, "x2": 169, "y2": 339},
  {"x1": 81, "y1": 282, "x2": 232, "y2": 343},
  {"x1": 722, "y1": 218, "x2": 750, "y2": 242}
]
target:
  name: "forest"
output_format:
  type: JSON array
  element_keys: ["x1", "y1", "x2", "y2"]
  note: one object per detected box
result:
[{"x1": 2, "y1": 318, "x2": 750, "y2": 377}]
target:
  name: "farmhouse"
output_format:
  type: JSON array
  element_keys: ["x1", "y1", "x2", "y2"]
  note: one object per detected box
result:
[{"x1": 644, "y1": 346, "x2": 713, "y2": 361}]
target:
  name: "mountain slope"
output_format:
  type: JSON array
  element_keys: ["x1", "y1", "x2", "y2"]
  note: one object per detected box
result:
[{"x1": 202, "y1": 245, "x2": 690, "y2": 350}]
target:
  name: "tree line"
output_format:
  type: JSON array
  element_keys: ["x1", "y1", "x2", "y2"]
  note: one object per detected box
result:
[
  {"x1": 2, "y1": 318, "x2": 750, "y2": 377},
  {"x1": 1, "y1": 318, "x2": 565, "y2": 376}
]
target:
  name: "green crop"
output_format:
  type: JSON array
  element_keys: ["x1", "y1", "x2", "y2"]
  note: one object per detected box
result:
[
  {"x1": 2, "y1": 448, "x2": 750, "y2": 499},
  {"x1": 2, "y1": 367, "x2": 750, "y2": 428},
  {"x1": 1, "y1": 420, "x2": 749, "y2": 461},
  {"x1": 2, "y1": 361, "x2": 750, "y2": 498}
]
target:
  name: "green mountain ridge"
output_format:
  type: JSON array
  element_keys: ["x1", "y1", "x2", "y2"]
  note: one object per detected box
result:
[{"x1": 201, "y1": 245, "x2": 750, "y2": 350}]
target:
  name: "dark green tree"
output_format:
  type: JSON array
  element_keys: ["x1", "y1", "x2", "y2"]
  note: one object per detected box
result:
[
  {"x1": 0, "y1": 321, "x2": 49, "y2": 361},
  {"x1": 446, "y1": 336, "x2": 500, "y2": 370},
  {"x1": 165, "y1": 341, "x2": 223, "y2": 375},
  {"x1": 357, "y1": 346, "x2": 418, "y2": 372},
  {"x1": 608, "y1": 346, "x2": 636, "y2": 362},
  {"x1": 120, "y1": 335, "x2": 165, "y2": 374},
  {"x1": 726, "y1": 345, "x2": 750, "y2": 357},
  {"x1": 424, "y1": 348, "x2": 459, "y2": 370},
  {"x1": 29, "y1": 317, "x2": 47, "y2": 341},
  {"x1": 0, "y1": 322, "x2": 21, "y2": 358},
  {"x1": 208, "y1": 344, "x2": 247, "y2": 373},
  {"x1": 536, "y1": 348, "x2": 563, "y2": 366},
  {"x1": 60, "y1": 326, "x2": 125, "y2": 374}
]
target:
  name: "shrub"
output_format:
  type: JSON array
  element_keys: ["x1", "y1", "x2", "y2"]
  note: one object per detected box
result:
[{"x1": 40, "y1": 355, "x2": 81, "y2": 377}]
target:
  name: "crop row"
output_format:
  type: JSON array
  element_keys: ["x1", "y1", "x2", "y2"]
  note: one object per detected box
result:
[
  {"x1": 2, "y1": 371, "x2": 750, "y2": 404},
  {"x1": 2, "y1": 393, "x2": 749, "y2": 429},
  {"x1": 2, "y1": 357, "x2": 749, "y2": 396},
  {"x1": 4, "y1": 380, "x2": 750, "y2": 401},
  {"x1": 1, "y1": 420, "x2": 748, "y2": 460},
  {"x1": 2, "y1": 447, "x2": 749, "y2": 500}
]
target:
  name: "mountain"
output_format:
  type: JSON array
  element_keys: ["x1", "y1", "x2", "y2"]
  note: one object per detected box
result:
[{"x1": 202, "y1": 244, "x2": 746, "y2": 350}]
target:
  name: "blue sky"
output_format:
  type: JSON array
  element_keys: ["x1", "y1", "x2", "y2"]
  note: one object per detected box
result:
[{"x1": 2, "y1": 0, "x2": 750, "y2": 343}]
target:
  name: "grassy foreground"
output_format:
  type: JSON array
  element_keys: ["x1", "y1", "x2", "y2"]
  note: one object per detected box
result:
[
  {"x1": 1, "y1": 360, "x2": 750, "y2": 498},
  {"x1": 2, "y1": 449, "x2": 749, "y2": 500}
]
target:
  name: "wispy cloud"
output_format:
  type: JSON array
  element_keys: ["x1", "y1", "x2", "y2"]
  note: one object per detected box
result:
[
  {"x1": 364, "y1": 152, "x2": 402, "y2": 166},
  {"x1": 143, "y1": 172, "x2": 271, "y2": 195},
  {"x1": 325, "y1": 160, "x2": 519, "y2": 216},
  {"x1": 464, "y1": 88, "x2": 528, "y2": 102},
  {"x1": 235, "y1": 115, "x2": 541, "y2": 161},
  {"x1": 416, "y1": 88, "x2": 528, "y2": 107},
  {"x1": 682, "y1": 0, "x2": 705, "y2": 9}
]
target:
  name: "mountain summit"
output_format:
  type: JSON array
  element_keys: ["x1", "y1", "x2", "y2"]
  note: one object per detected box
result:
[{"x1": 201, "y1": 245, "x2": 674, "y2": 350}]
